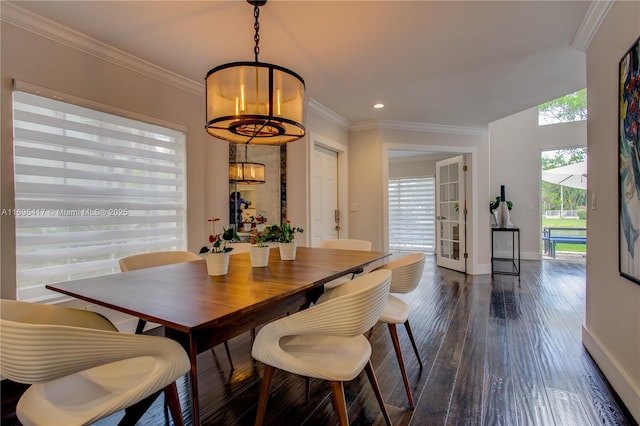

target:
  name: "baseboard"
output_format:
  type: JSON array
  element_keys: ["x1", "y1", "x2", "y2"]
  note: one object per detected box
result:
[
  {"x1": 474, "y1": 263, "x2": 492, "y2": 275},
  {"x1": 522, "y1": 251, "x2": 542, "y2": 261},
  {"x1": 582, "y1": 326, "x2": 640, "y2": 423}
]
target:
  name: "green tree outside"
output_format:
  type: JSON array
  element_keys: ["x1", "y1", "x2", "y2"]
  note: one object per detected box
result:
[{"x1": 538, "y1": 88, "x2": 587, "y2": 124}]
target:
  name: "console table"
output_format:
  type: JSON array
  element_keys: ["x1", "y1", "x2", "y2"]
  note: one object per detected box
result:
[{"x1": 491, "y1": 227, "x2": 520, "y2": 276}]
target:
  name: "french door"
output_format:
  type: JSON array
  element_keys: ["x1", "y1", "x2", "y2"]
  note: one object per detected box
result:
[{"x1": 435, "y1": 155, "x2": 467, "y2": 273}]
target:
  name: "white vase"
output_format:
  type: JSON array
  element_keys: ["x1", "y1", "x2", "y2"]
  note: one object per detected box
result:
[
  {"x1": 278, "y1": 242, "x2": 297, "y2": 260},
  {"x1": 499, "y1": 201, "x2": 509, "y2": 228},
  {"x1": 206, "y1": 252, "x2": 230, "y2": 276},
  {"x1": 250, "y1": 246, "x2": 270, "y2": 267}
]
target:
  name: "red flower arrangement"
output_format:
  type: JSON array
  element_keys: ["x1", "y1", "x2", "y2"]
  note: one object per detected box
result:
[{"x1": 199, "y1": 218, "x2": 239, "y2": 254}]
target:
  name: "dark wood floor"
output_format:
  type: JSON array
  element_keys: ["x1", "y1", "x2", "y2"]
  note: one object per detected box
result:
[{"x1": 2, "y1": 256, "x2": 636, "y2": 426}]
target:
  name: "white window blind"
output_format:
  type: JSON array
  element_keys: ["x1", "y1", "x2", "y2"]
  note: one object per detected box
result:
[
  {"x1": 388, "y1": 177, "x2": 435, "y2": 252},
  {"x1": 12, "y1": 90, "x2": 186, "y2": 302}
]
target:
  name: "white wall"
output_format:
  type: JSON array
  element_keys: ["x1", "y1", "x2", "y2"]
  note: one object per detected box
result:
[
  {"x1": 489, "y1": 107, "x2": 586, "y2": 259},
  {"x1": 388, "y1": 153, "x2": 452, "y2": 178},
  {"x1": 583, "y1": 1, "x2": 640, "y2": 421},
  {"x1": 349, "y1": 125, "x2": 490, "y2": 274}
]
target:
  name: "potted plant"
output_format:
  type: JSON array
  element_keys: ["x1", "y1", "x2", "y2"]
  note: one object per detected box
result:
[
  {"x1": 199, "y1": 218, "x2": 239, "y2": 276},
  {"x1": 252, "y1": 214, "x2": 268, "y2": 232},
  {"x1": 268, "y1": 220, "x2": 304, "y2": 260},
  {"x1": 249, "y1": 230, "x2": 271, "y2": 267}
]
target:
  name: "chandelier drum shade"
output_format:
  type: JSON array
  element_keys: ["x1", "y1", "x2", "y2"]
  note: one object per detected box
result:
[
  {"x1": 230, "y1": 161, "x2": 266, "y2": 185},
  {"x1": 205, "y1": 1, "x2": 305, "y2": 144},
  {"x1": 229, "y1": 143, "x2": 266, "y2": 184}
]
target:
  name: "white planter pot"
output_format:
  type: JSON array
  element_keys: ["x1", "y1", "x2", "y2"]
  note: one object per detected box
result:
[
  {"x1": 250, "y1": 246, "x2": 270, "y2": 267},
  {"x1": 256, "y1": 223, "x2": 265, "y2": 232},
  {"x1": 206, "y1": 252, "x2": 230, "y2": 276},
  {"x1": 243, "y1": 223, "x2": 252, "y2": 232},
  {"x1": 278, "y1": 242, "x2": 297, "y2": 260}
]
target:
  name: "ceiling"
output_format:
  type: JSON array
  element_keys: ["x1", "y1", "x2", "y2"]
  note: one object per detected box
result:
[{"x1": 6, "y1": 1, "x2": 595, "y2": 130}]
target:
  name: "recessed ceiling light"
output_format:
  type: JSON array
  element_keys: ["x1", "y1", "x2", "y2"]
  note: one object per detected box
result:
[{"x1": 374, "y1": 103, "x2": 384, "y2": 109}]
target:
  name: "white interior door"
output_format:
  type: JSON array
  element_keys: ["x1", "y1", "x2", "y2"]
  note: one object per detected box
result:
[
  {"x1": 436, "y1": 155, "x2": 467, "y2": 273},
  {"x1": 311, "y1": 145, "x2": 339, "y2": 246}
]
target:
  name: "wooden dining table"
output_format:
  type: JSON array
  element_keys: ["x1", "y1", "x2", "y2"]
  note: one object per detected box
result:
[{"x1": 46, "y1": 246, "x2": 390, "y2": 426}]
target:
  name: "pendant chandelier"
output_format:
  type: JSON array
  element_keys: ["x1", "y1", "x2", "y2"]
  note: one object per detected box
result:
[
  {"x1": 205, "y1": 0, "x2": 305, "y2": 145},
  {"x1": 229, "y1": 145, "x2": 266, "y2": 184}
]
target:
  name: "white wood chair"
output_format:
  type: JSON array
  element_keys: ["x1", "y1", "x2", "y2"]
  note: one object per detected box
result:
[
  {"x1": 0, "y1": 299, "x2": 190, "y2": 426},
  {"x1": 316, "y1": 238, "x2": 372, "y2": 251},
  {"x1": 374, "y1": 252, "x2": 426, "y2": 409},
  {"x1": 251, "y1": 269, "x2": 393, "y2": 426},
  {"x1": 316, "y1": 239, "x2": 373, "y2": 288}
]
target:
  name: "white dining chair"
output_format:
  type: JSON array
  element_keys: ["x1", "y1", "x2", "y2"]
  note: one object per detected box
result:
[
  {"x1": 316, "y1": 238, "x2": 372, "y2": 251},
  {"x1": 251, "y1": 269, "x2": 393, "y2": 426},
  {"x1": 119, "y1": 250, "x2": 235, "y2": 369},
  {"x1": 0, "y1": 299, "x2": 190, "y2": 426},
  {"x1": 374, "y1": 252, "x2": 426, "y2": 409},
  {"x1": 317, "y1": 238, "x2": 373, "y2": 288}
]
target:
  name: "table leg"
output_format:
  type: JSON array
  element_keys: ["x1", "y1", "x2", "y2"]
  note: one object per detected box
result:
[{"x1": 188, "y1": 336, "x2": 200, "y2": 426}]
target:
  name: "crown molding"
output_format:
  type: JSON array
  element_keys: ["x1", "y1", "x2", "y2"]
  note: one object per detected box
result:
[
  {"x1": 306, "y1": 99, "x2": 351, "y2": 130},
  {"x1": 571, "y1": 0, "x2": 615, "y2": 52},
  {"x1": 1, "y1": 2, "x2": 203, "y2": 96},
  {"x1": 350, "y1": 119, "x2": 487, "y2": 136},
  {"x1": 305, "y1": 102, "x2": 487, "y2": 136}
]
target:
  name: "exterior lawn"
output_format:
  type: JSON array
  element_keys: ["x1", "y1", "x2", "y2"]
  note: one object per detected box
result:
[{"x1": 542, "y1": 218, "x2": 586, "y2": 228}]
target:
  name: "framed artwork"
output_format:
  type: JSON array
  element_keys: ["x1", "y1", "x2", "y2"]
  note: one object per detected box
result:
[{"x1": 619, "y1": 35, "x2": 640, "y2": 285}]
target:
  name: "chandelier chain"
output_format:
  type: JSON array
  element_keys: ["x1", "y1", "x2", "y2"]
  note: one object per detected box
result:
[{"x1": 253, "y1": 4, "x2": 260, "y2": 62}]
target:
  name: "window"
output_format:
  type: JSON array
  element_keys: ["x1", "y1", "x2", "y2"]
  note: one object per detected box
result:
[
  {"x1": 12, "y1": 89, "x2": 186, "y2": 302},
  {"x1": 538, "y1": 88, "x2": 587, "y2": 126},
  {"x1": 388, "y1": 177, "x2": 435, "y2": 252}
]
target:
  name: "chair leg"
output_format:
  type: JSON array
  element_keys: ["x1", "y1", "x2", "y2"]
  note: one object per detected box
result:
[
  {"x1": 388, "y1": 323, "x2": 415, "y2": 409},
  {"x1": 223, "y1": 341, "x2": 234, "y2": 370},
  {"x1": 403, "y1": 320, "x2": 423, "y2": 368},
  {"x1": 250, "y1": 328, "x2": 257, "y2": 365},
  {"x1": 328, "y1": 381, "x2": 349, "y2": 426},
  {"x1": 164, "y1": 382, "x2": 184, "y2": 426},
  {"x1": 364, "y1": 361, "x2": 392, "y2": 426},
  {"x1": 254, "y1": 364, "x2": 275, "y2": 426},
  {"x1": 134, "y1": 318, "x2": 147, "y2": 335}
]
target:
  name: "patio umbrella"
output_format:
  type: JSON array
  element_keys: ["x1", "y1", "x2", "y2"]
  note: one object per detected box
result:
[
  {"x1": 542, "y1": 161, "x2": 587, "y2": 218},
  {"x1": 541, "y1": 161, "x2": 587, "y2": 190}
]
